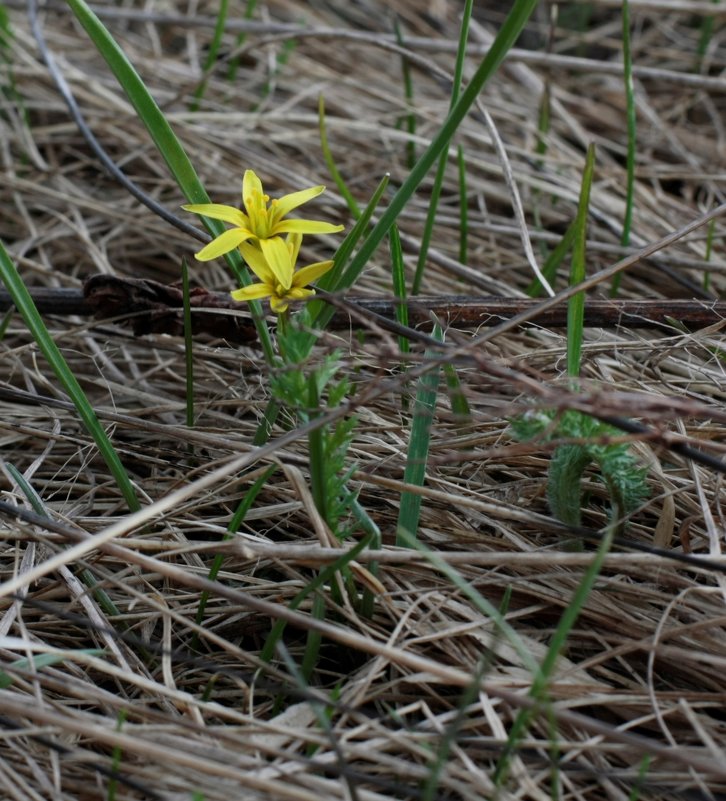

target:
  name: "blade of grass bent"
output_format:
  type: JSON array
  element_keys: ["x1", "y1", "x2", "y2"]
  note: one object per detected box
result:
[
  {"x1": 64, "y1": 0, "x2": 274, "y2": 362},
  {"x1": 345, "y1": 0, "x2": 540, "y2": 295},
  {"x1": 0, "y1": 241, "x2": 140, "y2": 512}
]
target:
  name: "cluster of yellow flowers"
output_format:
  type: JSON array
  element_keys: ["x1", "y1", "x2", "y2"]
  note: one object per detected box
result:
[{"x1": 184, "y1": 170, "x2": 343, "y2": 313}]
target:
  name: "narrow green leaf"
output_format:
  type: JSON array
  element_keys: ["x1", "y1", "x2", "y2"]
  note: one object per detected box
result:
[
  {"x1": 411, "y1": 0, "x2": 474, "y2": 295},
  {"x1": 443, "y1": 362, "x2": 471, "y2": 418},
  {"x1": 495, "y1": 517, "x2": 618, "y2": 786},
  {"x1": 526, "y1": 218, "x2": 576, "y2": 297},
  {"x1": 457, "y1": 145, "x2": 468, "y2": 266},
  {"x1": 307, "y1": 374, "x2": 327, "y2": 521},
  {"x1": 397, "y1": 324, "x2": 442, "y2": 544},
  {"x1": 0, "y1": 241, "x2": 140, "y2": 512},
  {"x1": 389, "y1": 223, "x2": 410, "y2": 355},
  {"x1": 319, "y1": 95, "x2": 360, "y2": 218},
  {"x1": 226, "y1": 0, "x2": 258, "y2": 81},
  {"x1": 189, "y1": 0, "x2": 229, "y2": 111},
  {"x1": 395, "y1": 18, "x2": 417, "y2": 170},
  {"x1": 194, "y1": 465, "x2": 276, "y2": 633},
  {"x1": 0, "y1": 650, "x2": 102, "y2": 690},
  {"x1": 610, "y1": 0, "x2": 636, "y2": 297},
  {"x1": 260, "y1": 531, "x2": 373, "y2": 663}
]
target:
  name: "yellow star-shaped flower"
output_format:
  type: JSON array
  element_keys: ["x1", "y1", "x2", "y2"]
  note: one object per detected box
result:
[
  {"x1": 183, "y1": 170, "x2": 343, "y2": 262},
  {"x1": 231, "y1": 234, "x2": 334, "y2": 314}
]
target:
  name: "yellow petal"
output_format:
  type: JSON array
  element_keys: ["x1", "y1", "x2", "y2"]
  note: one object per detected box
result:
[
  {"x1": 242, "y1": 170, "x2": 264, "y2": 210},
  {"x1": 183, "y1": 203, "x2": 248, "y2": 227},
  {"x1": 286, "y1": 287, "x2": 315, "y2": 301},
  {"x1": 259, "y1": 237, "x2": 293, "y2": 291},
  {"x1": 231, "y1": 283, "x2": 273, "y2": 302},
  {"x1": 286, "y1": 232, "x2": 303, "y2": 264},
  {"x1": 274, "y1": 219, "x2": 344, "y2": 236},
  {"x1": 292, "y1": 260, "x2": 334, "y2": 288},
  {"x1": 239, "y1": 242, "x2": 276, "y2": 284},
  {"x1": 195, "y1": 228, "x2": 253, "y2": 261},
  {"x1": 273, "y1": 185, "x2": 325, "y2": 218}
]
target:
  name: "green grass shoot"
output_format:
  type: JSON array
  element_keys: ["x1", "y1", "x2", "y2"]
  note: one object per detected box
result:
[
  {"x1": 567, "y1": 143, "x2": 595, "y2": 378},
  {"x1": 319, "y1": 94, "x2": 360, "y2": 219},
  {"x1": 389, "y1": 223, "x2": 410, "y2": 356},
  {"x1": 610, "y1": 0, "x2": 636, "y2": 297},
  {"x1": 457, "y1": 144, "x2": 468, "y2": 265},
  {"x1": 188, "y1": 0, "x2": 229, "y2": 111},
  {"x1": 395, "y1": 17, "x2": 417, "y2": 171},
  {"x1": 396, "y1": 324, "x2": 442, "y2": 545},
  {"x1": 411, "y1": 0, "x2": 474, "y2": 295}
]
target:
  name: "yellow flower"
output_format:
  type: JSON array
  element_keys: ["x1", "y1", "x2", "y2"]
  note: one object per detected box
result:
[
  {"x1": 183, "y1": 169, "x2": 343, "y2": 261},
  {"x1": 231, "y1": 234, "x2": 334, "y2": 314}
]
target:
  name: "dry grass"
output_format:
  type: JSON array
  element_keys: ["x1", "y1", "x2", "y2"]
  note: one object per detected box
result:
[{"x1": 2, "y1": 1, "x2": 726, "y2": 799}]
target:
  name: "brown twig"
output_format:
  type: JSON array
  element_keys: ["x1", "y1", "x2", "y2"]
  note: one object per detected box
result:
[{"x1": 0, "y1": 275, "x2": 724, "y2": 343}]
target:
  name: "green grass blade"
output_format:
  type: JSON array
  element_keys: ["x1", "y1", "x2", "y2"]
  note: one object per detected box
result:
[
  {"x1": 411, "y1": 0, "x2": 474, "y2": 295},
  {"x1": 703, "y1": 216, "x2": 716, "y2": 293},
  {"x1": 389, "y1": 223, "x2": 410, "y2": 355},
  {"x1": 494, "y1": 517, "x2": 617, "y2": 787},
  {"x1": 610, "y1": 0, "x2": 636, "y2": 297},
  {"x1": 526, "y1": 218, "x2": 576, "y2": 297},
  {"x1": 396, "y1": 324, "x2": 442, "y2": 544},
  {"x1": 65, "y1": 0, "x2": 274, "y2": 362},
  {"x1": 345, "y1": 0, "x2": 540, "y2": 293},
  {"x1": 189, "y1": 0, "x2": 228, "y2": 111},
  {"x1": 319, "y1": 95, "x2": 360, "y2": 218},
  {"x1": 395, "y1": 18, "x2": 417, "y2": 171},
  {"x1": 629, "y1": 755, "x2": 652, "y2": 801},
  {"x1": 301, "y1": 592, "x2": 325, "y2": 681},
  {"x1": 107, "y1": 707, "x2": 127, "y2": 801},
  {"x1": 226, "y1": 0, "x2": 258, "y2": 81},
  {"x1": 194, "y1": 465, "x2": 276, "y2": 632},
  {"x1": 443, "y1": 361, "x2": 471, "y2": 418},
  {"x1": 0, "y1": 241, "x2": 141, "y2": 512},
  {"x1": 396, "y1": 528, "x2": 540, "y2": 674},
  {"x1": 457, "y1": 145, "x2": 468, "y2": 266},
  {"x1": 302, "y1": 173, "x2": 390, "y2": 341},
  {"x1": 694, "y1": 0, "x2": 720, "y2": 73},
  {"x1": 66, "y1": 0, "x2": 204, "y2": 202},
  {"x1": 307, "y1": 374, "x2": 327, "y2": 521},
  {"x1": 0, "y1": 650, "x2": 103, "y2": 690},
  {"x1": 260, "y1": 530, "x2": 374, "y2": 663},
  {"x1": 567, "y1": 143, "x2": 595, "y2": 378}
]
